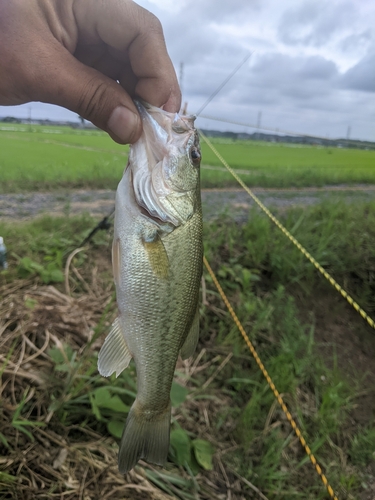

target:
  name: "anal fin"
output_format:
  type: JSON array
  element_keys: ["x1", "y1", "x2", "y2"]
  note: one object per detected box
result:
[
  {"x1": 98, "y1": 317, "x2": 132, "y2": 378},
  {"x1": 180, "y1": 304, "x2": 200, "y2": 360}
]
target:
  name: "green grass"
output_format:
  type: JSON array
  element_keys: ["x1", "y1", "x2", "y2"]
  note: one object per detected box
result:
[
  {"x1": 201, "y1": 202, "x2": 375, "y2": 497},
  {"x1": 0, "y1": 126, "x2": 127, "y2": 192},
  {"x1": 200, "y1": 138, "x2": 375, "y2": 188},
  {"x1": 1, "y1": 200, "x2": 375, "y2": 498},
  {"x1": 202, "y1": 137, "x2": 375, "y2": 169},
  {"x1": 1, "y1": 125, "x2": 375, "y2": 192}
]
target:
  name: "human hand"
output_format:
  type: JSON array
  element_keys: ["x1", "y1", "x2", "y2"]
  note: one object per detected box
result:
[{"x1": 0, "y1": 0, "x2": 181, "y2": 144}]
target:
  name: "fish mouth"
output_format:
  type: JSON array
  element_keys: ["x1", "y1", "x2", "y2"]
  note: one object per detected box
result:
[
  {"x1": 134, "y1": 100, "x2": 152, "y2": 123},
  {"x1": 135, "y1": 100, "x2": 196, "y2": 142}
]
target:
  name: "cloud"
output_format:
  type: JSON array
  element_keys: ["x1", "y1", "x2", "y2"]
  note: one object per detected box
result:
[
  {"x1": 278, "y1": 0, "x2": 357, "y2": 47},
  {"x1": 245, "y1": 53, "x2": 338, "y2": 102},
  {"x1": 338, "y1": 30, "x2": 372, "y2": 53},
  {"x1": 253, "y1": 53, "x2": 337, "y2": 80},
  {"x1": 341, "y1": 49, "x2": 375, "y2": 92}
]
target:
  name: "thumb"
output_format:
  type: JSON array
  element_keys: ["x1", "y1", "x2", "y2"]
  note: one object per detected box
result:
[{"x1": 38, "y1": 48, "x2": 142, "y2": 144}]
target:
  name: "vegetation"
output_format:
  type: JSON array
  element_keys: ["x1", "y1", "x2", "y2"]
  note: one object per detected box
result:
[
  {"x1": 0, "y1": 126, "x2": 127, "y2": 192},
  {"x1": 1, "y1": 200, "x2": 374, "y2": 499},
  {"x1": 200, "y1": 137, "x2": 375, "y2": 188},
  {"x1": 1, "y1": 124, "x2": 375, "y2": 192}
]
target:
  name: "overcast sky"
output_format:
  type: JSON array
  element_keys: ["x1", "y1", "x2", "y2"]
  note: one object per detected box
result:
[{"x1": 1, "y1": 0, "x2": 374, "y2": 141}]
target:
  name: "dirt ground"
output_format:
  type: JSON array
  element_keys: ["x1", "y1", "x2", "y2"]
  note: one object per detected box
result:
[{"x1": 1, "y1": 185, "x2": 375, "y2": 221}]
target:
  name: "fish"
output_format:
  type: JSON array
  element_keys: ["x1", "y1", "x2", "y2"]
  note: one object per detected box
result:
[{"x1": 98, "y1": 101, "x2": 203, "y2": 474}]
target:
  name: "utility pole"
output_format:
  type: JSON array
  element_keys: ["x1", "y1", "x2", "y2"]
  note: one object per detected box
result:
[
  {"x1": 257, "y1": 111, "x2": 262, "y2": 129},
  {"x1": 28, "y1": 106, "x2": 32, "y2": 131},
  {"x1": 346, "y1": 125, "x2": 351, "y2": 140}
]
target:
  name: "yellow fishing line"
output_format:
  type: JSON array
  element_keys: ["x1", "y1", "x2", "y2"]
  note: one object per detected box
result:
[
  {"x1": 203, "y1": 255, "x2": 339, "y2": 500},
  {"x1": 200, "y1": 131, "x2": 375, "y2": 331}
]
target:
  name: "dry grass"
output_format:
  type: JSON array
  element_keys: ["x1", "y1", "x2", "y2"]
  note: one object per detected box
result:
[
  {"x1": 0, "y1": 269, "x2": 145, "y2": 499},
  {"x1": 0, "y1": 249, "x2": 263, "y2": 500}
]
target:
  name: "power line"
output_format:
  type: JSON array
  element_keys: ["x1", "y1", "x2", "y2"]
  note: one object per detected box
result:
[
  {"x1": 192, "y1": 54, "x2": 369, "y2": 147},
  {"x1": 198, "y1": 113, "x2": 372, "y2": 147}
]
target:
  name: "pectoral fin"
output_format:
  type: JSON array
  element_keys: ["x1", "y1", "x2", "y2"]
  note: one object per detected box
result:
[
  {"x1": 180, "y1": 304, "x2": 200, "y2": 360},
  {"x1": 143, "y1": 235, "x2": 169, "y2": 279},
  {"x1": 98, "y1": 317, "x2": 132, "y2": 378}
]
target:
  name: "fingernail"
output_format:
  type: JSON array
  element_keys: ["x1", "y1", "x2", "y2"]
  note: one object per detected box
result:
[{"x1": 108, "y1": 106, "x2": 140, "y2": 144}]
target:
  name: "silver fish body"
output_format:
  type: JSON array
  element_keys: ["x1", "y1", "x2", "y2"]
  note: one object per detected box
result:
[{"x1": 98, "y1": 102, "x2": 203, "y2": 473}]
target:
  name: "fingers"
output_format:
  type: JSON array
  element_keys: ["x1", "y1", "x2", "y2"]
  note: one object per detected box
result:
[
  {"x1": 36, "y1": 42, "x2": 142, "y2": 144},
  {"x1": 72, "y1": 0, "x2": 181, "y2": 112},
  {"x1": 44, "y1": 0, "x2": 181, "y2": 141}
]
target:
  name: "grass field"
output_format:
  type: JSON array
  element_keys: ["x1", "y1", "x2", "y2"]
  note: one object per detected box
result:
[
  {"x1": 0, "y1": 125, "x2": 127, "y2": 192},
  {"x1": 1, "y1": 201, "x2": 375, "y2": 499},
  {"x1": 1, "y1": 124, "x2": 375, "y2": 192}
]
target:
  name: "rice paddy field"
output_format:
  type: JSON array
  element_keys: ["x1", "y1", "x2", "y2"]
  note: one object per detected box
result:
[
  {"x1": 1, "y1": 123, "x2": 375, "y2": 500},
  {"x1": 1, "y1": 123, "x2": 375, "y2": 192}
]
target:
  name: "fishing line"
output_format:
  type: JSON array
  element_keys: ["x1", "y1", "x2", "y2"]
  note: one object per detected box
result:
[
  {"x1": 195, "y1": 52, "x2": 253, "y2": 117},
  {"x1": 203, "y1": 255, "x2": 340, "y2": 500},
  {"x1": 199, "y1": 130, "x2": 375, "y2": 331}
]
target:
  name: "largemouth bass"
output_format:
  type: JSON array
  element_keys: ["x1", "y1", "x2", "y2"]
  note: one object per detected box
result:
[{"x1": 98, "y1": 101, "x2": 203, "y2": 474}]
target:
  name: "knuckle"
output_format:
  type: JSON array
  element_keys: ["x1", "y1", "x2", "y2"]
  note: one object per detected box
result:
[
  {"x1": 142, "y1": 10, "x2": 163, "y2": 34},
  {"x1": 77, "y1": 79, "x2": 108, "y2": 124},
  {"x1": 148, "y1": 12, "x2": 162, "y2": 31}
]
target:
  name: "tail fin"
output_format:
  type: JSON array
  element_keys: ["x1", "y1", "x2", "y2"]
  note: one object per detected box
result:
[{"x1": 118, "y1": 399, "x2": 171, "y2": 474}]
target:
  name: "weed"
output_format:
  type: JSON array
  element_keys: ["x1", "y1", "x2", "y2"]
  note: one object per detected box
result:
[
  {"x1": 11, "y1": 389, "x2": 46, "y2": 441},
  {"x1": 350, "y1": 426, "x2": 375, "y2": 467}
]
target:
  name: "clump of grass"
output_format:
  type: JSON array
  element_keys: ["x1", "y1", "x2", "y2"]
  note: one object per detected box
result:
[
  {"x1": 350, "y1": 427, "x2": 375, "y2": 467},
  {"x1": 205, "y1": 199, "x2": 375, "y2": 310}
]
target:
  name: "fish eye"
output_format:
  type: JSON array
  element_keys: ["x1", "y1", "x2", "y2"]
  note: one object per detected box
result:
[
  {"x1": 190, "y1": 146, "x2": 201, "y2": 163},
  {"x1": 172, "y1": 124, "x2": 187, "y2": 134}
]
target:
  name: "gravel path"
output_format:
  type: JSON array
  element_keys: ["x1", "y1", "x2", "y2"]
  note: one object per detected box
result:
[{"x1": 1, "y1": 185, "x2": 375, "y2": 222}]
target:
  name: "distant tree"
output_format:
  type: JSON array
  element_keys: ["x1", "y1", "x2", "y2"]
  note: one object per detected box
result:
[{"x1": 2, "y1": 116, "x2": 21, "y2": 123}]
